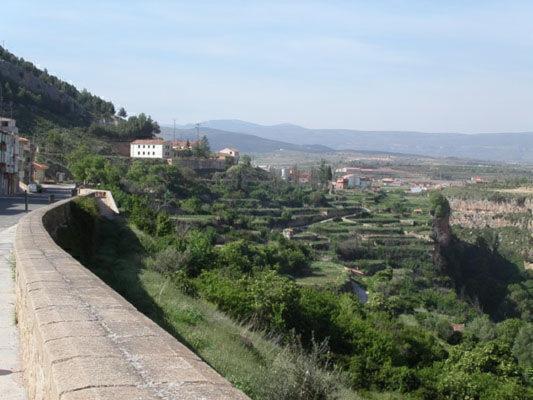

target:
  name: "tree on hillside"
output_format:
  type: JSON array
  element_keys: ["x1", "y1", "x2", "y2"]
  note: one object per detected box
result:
[
  {"x1": 429, "y1": 192, "x2": 451, "y2": 218},
  {"x1": 241, "y1": 154, "x2": 252, "y2": 167},
  {"x1": 193, "y1": 135, "x2": 211, "y2": 158},
  {"x1": 117, "y1": 107, "x2": 127, "y2": 118},
  {"x1": 318, "y1": 160, "x2": 333, "y2": 186}
]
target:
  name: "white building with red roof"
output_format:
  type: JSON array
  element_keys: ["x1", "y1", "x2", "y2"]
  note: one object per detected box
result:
[{"x1": 130, "y1": 138, "x2": 171, "y2": 159}]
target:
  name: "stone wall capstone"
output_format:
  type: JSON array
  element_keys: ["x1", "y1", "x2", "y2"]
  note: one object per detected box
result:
[{"x1": 14, "y1": 196, "x2": 250, "y2": 400}]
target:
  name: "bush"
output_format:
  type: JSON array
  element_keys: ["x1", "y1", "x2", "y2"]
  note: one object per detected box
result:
[
  {"x1": 184, "y1": 230, "x2": 216, "y2": 276},
  {"x1": 265, "y1": 339, "x2": 341, "y2": 400},
  {"x1": 156, "y1": 212, "x2": 173, "y2": 236},
  {"x1": 512, "y1": 323, "x2": 533, "y2": 369},
  {"x1": 464, "y1": 315, "x2": 496, "y2": 342},
  {"x1": 249, "y1": 270, "x2": 300, "y2": 331},
  {"x1": 181, "y1": 197, "x2": 203, "y2": 214},
  {"x1": 146, "y1": 247, "x2": 187, "y2": 274}
]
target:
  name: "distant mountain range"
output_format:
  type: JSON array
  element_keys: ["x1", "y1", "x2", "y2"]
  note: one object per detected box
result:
[
  {"x1": 172, "y1": 120, "x2": 533, "y2": 163},
  {"x1": 159, "y1": 126, "x2": 332, "y2": 154}
]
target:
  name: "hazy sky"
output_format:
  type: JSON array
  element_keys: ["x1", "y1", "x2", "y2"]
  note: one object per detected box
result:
[{"x1": 2, "y1": 1, "x2": 533, "y2": 133}]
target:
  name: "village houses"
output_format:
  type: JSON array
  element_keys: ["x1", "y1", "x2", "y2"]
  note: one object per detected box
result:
[
  {"x1": 218, "y1": 147, "x2": 240, "y2": 161},
  {"x1": 0, "y1": 118, "x2": 35, "y2": 195}
]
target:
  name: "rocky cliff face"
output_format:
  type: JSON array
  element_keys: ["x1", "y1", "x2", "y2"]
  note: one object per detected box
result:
[
  {"x1": 429, "y1": 193, "x2": 455, "y2": 277},
  {"x1": 432, "y1": 212, "x2": 454, "y2": 277},
  {"x1": 432, "y1": 213, "x2": 452, "y2": 247}
]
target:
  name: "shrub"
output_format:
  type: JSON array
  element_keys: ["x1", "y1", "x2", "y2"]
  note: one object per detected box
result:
[
  {"x1": 512, "y1": 323, "x2": 533, "y2": 369},
  {"x1": 155, "y1": 212, "x2": 173, "y2": 236},
  {"x1": 181, "y1": 196, "x2": 203, "y2": 214},
  {"x1": 146, "y1": 247, "x2": 187, "y2": 274},
  {"x1": 265, "y1": 339, "x2": 341, "y2": 400},
  {"x1": 184, "y1": 230, "x2": 216, "y2": 276},
  {"x1": 249, "y1": 270, "x2": 300, "y2": 331},
  {"x1": 464, "y1": 315, "x2": 496, "y2": 342}
]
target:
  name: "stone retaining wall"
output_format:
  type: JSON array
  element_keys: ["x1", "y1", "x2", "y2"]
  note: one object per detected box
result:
[{"x1": 14, "y1": 197, "x2": 249, "y2": 400}]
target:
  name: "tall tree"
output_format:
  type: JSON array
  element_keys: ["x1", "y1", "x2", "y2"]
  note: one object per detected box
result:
[
  {"x1": 117, "y1": 107, "x2": 127, "y2": 118},
  {"x1": 318, "y1": 159, "x2": 333, "y2": 186}
]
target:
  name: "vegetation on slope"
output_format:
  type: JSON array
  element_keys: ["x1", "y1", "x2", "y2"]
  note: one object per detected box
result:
[{"x1": 56, "y1": 154, "x2": 532, "y2": 399}]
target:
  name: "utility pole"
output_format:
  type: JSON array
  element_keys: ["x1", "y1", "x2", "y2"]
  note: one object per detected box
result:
[
  {"x1": 0, "y1": 84, "x2": 3, "y2": 118},
  {"x1": 173, "y1": 119, "x2": 176, "y2": 143}
]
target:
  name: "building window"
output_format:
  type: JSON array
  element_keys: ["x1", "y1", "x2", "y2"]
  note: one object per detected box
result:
[
  {"x1": 153, "y1": 152, "x2": 155, "y2": 155},
  {"x1": 138, "y1": 152, "x2": 140, "y2": 155}
]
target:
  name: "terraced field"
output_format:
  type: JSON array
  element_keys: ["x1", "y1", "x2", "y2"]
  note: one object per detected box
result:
[{"x1": 291, "y1": 190, "x2": 434, "y2": 302}]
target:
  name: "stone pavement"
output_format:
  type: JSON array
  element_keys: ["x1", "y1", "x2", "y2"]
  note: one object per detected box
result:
[{"x1": 0, "y1": 224, "x2": 26, "y2": 400}]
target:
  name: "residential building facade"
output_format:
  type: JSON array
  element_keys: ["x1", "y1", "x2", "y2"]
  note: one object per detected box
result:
[
  {"x1": 17, "y1": 137, "x2": 34, "y2": 186},
  {"x1": 218, "y1": 147, "x2": 240, "y2": 160},
  {"x1": 130, "y1": 139, "x2": 171, "y2": 159},
  {"x1": 0, "y1": 118, "x2": 24, "y2": 195},
  {"x1": 0, "y1": 117, "x2": 19, "y2": 134}
]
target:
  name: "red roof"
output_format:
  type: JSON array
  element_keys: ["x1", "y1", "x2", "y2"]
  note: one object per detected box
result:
[
  {"x1": 33, "y1": 162, "x2": 49, "y2": 170},
  {"x1": 131, "y1": 138, "x2": 167, "y2": 145}
]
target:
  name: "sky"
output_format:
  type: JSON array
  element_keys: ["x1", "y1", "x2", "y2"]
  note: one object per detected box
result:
[{"x1": 1, "y1": 0, "x2": 533, "y2": 133}]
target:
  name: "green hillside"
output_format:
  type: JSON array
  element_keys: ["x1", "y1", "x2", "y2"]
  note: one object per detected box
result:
[
  {"x1": 0, "y1": 46, "x2": 159, "y2": 139},
  {"x1": 0, "y1": 46, "x2": 161, "y2": 177},
  {"x1": 0, "y1": 46, "x2": 116, "y2": 133}
]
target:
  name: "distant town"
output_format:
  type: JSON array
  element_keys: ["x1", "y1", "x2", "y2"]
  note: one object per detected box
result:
[{"x1": 2, "y1": 115, "x2": 498, "y2": 200}]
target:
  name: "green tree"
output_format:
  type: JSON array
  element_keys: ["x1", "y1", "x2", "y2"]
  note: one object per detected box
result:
[
  {"x1": 465, "y1": 315, "x2": 496, "y2": 342},
  {"x1": 184, "y1": 230, "x2": 216, "y2": 276},
  {"x1": 193, "y1": 135, "x2": 211, "y2": 158},
  {"x1": 318, "y1": 160, "x2": 333, "y2": 186},
  {"x1": 117, "y1": 107, "x2": 127, "y2": 118},
  {"x1": 240, "y1": 154, "x2": 252, "y2": 166},
  {"x1": 512, "y1": 323, "x2": 533, "y2": 368},
  {"x1": 155, "y1": 212, "x2": 173, "y2": 236},
  {"x1": 429, "y1": 192, "x2": 451, "y2": 218},
  {"x1": 250, "y1": 270, "x2": 300, "y2": 330}
]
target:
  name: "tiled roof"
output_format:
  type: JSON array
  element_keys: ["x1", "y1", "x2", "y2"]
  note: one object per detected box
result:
[
  {"x1": 32, "y1": 162, "x2": 49, "y2": 170},
  {"x1": 131, "y1": 138, "x2": 167, "y2": 145}
]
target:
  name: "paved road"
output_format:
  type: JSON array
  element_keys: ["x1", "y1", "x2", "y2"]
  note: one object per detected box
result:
[
  {"x1": 0, "y1": 184, "x2": 74, "y2": 230},
  {"x1": 0, "y1": 184, "x2": 73, "y2": 400}
]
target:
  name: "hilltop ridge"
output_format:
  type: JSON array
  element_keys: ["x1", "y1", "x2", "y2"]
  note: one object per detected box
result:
[
  {"x1": 188, "y1": 119, "x2": 533, "y2": 163},
  {"x1": 0, "y1": 46, "x2": 116, "y2": 133}
]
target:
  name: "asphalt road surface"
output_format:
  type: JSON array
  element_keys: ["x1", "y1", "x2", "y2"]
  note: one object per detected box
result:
[
  {"x1": 0, "y1": 184, "x2": 74, "y2": 399},
  {"x1": 0, "y1": 184, "x2": 74, "y2": 230}
]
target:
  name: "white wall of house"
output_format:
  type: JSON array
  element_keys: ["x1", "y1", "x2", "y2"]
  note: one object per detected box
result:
[
  {"x1": 219, "y1": 148, "x2": 239, "y2": 158},
  {"x1": 130, "y1": 143, "x2": 171, "y2": 159},
  {"x1": 0, "y1": 118, "x2": 19, "y2": 134}
]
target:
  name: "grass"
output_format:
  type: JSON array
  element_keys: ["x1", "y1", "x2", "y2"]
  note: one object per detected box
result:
[
  {"x1": 140, "y1": 269, "x2": 285, "y2": 397},
  {"x1": 294, "y1": 260, "x2": 348, "y2": 288},
  {"x1": 85, "y1": 218, "x2": 363, "y2": 400}
]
